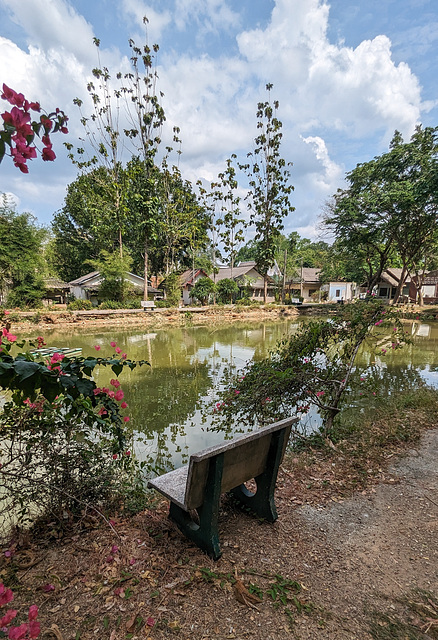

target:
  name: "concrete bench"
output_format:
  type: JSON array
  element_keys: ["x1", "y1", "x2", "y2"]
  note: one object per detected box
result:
[
  {"x1": 141, "y1": 300, "x2": 155, "y2": 311},
  {"x1": 147, "y1": 417, "x2": 298, "y2": 560}
]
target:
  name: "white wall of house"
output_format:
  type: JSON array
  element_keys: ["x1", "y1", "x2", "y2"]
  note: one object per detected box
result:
[{"x1": 328, "y1": 282, "x2": 354, "y2": 302}]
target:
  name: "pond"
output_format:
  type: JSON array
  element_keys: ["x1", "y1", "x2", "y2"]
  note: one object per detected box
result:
[{"x1": 23, "y1": 317, "x2": 438, "y2": 473}]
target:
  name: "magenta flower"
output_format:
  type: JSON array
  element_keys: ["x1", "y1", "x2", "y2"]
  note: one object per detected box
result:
[
  {"x1": 0, "y1": 609, "x2": 17, "y2": 626},
  {"x1": 115, "y1": 347, "x2": 122, "y2": 354},
  {"x1": 0, "y1": 583, "x2": 14, "y2": 605},
  {"x1": 123, "y1": 416, "x2": 130, "y2": 423},
  {"x1": 110, "y1": 341, "x2": 116, "y2": 348},
  {"x1": 94, "y1": 345, "x2": 101, "y2": 351},
  {"x1": 120, "y1": 401, "x2": 128, "y2": 409},
  {"x1": 114, "y1": 390, "x2": 124, "y2": 401},
  {"x1": 316, "y1": 391, "x2": 325, "y2": 397}
]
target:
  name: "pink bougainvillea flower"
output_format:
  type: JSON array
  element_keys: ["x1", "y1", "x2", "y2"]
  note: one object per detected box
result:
[
  {"x1": 105, "y1": 555, "x2": 114, "y2": 563},
  {"x1": 42, "y1": 583, "x2": 55, "y2": 593},
  {"x1": 4, "y1": 310, "x2": 10, "y2": 315},
  {"x1": 93, "y1": 387, "x2": 102, "y2": 395},
  {"x1": 7, "y1": 622, "x2": 28, "y2": 639},
  {"x1": 0, "y1": 608, "x2": 17, "y2": 626},
  {"x1": 112, "y1": 454, "x2": 118, "y2": 460},
  {"x1": 316, "y1": 391, "x2": 325, "y2": 397},
  {"x1": 125, "y1": 451, "x2": 131, "y2": 457},
  {"x1": 110, "y1": 341, "x2": 116, "y2": 348},
  {"x1": 129, "y1": 557, "x2": 136, "y2": 565},
  {"x1": 114, "y1": 390, "x2": 124, "y2": 401},
  {"x1": 110, "y1": 378, "x2": 120, "y2": 388},
  {"x1": 42, "y1": 145, "x2": 56, "y2": 162},
  {"x1": 120, "y1": 401, "x2": 127, "y2": 409},
  {"x1": 98, "y1": 408, "x2": 107, "y2": 416},
  {"x1": 121, "y1": 353, "x2": 127, "y2": 359},
  {"x1": 146, "y1": 617, "x2": 155, "y2": 627},
  {"x1": 28, "y1": 620, "x2": 41, "y2": 639},
  {"x1": 115, "y1": 347, "x2": 122, "y2": 354},
  {"x1": 0, "y1": 583, "x2": 14, "y2": 605},
  {"x1": 111, "y1": 545, "x2": 119, "y2": 554},
  {"x1": 123, "y1": 416, "x2": 130, "y2": 423},
  {"x1": 28, "y1": 605, "x2": 38, "y2": 621},
  {"x1": 94, "y1": 345, "x2": 101, "y2": 351},
  {"x1": 108, "y1": 390, "x2": 115, "y2": 398}
]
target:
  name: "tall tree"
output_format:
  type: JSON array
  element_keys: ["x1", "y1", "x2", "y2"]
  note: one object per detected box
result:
[
  {"x1": 213, "y1": 158, "x2": 246, "y2": 276},
  {"x1": 238, "y1": 84, "x2": 295, "y2": 302},
  {"x1": 0, "y1": 195, "x2": 46, "y2": 306},
  {"x1": 323, "y1": 126, "x2": 438, "y2": 297}
]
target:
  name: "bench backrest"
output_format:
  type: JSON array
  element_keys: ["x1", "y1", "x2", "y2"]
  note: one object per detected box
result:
[{"x1": 184, "y1": 417, "x2": 297, "y2": 509}]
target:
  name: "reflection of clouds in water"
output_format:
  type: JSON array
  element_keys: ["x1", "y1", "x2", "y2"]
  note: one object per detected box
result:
[{"x1": 419, "y1": 365, "x2": 438, "y2": 388}]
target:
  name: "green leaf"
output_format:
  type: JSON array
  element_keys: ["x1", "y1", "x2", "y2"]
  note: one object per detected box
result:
[{"x1": 13, "y1": 360, "x2": 42, "y2": 382}]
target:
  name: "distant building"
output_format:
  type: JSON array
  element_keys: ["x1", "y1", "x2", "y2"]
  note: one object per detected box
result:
[{"x1": 68, "y1": 271, "x2": 159, "y2": 305}]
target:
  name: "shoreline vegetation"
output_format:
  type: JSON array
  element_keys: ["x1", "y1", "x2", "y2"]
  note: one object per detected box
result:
[{"x1": 3, "y1": 301, "x2": 438, "y2": 333}]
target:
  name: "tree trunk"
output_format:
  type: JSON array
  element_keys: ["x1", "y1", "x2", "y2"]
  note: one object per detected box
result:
[
  {"x1": 392, "y1": 265, "x2": 408, "y2": 304},
  {"x1": 143, "y1": 239, "x2": 149, "y2": 301},
  {"x1": 282, "y1": 249, "x2": 287, "y2": 303}
]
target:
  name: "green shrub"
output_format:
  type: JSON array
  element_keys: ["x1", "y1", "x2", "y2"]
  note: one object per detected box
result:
[
  {"x1": 67, "y1": 299, "x2": 93, "y2": 310},
  {"x1": 155, "y1": 299, "x2": 173, "y2": 308},
  {"x1": 98, "y1": 300, "x2": 125, "y2": 310}
]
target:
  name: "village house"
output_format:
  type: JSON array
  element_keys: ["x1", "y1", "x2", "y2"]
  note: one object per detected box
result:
[{"x1": 68, "y1": 271, "x2": 160, "y2": 305}]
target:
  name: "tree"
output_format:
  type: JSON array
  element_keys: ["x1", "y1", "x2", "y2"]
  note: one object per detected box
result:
[
  {"x1": 216, "y1": 278, "x2": 239, "y2": 304},
  {"x1": 213, "y1": 158, "x2": 246, "y2": 276},
  {"x1": 323, "y1": 126, "x2": 438, "y2": 298},
  {"x1": 0, "y1": 195, "x2": 46, "y2": 307},
  {"x1": 238, "y1": 84, "x2": 295, "y2": 302},
  {"x1": 191, "y1": 277, "x2": 215, "y2": 305},
  {"x1": 51, "y1": 167, "x2": 119, "y2": 282},
  {"x1": 94, "y1": 250, "x2": 134, "y2": 303}
]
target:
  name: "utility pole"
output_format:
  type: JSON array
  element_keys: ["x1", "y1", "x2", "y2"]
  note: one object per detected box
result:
[
  {"x1": 300, "y1": 257, "x2": 303, "y2": 298},
  {"x1": 282, "y1": 248, "x2": 287, "y2": 303}
]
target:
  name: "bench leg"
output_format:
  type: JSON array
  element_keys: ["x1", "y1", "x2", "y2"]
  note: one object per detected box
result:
[
  {"x1": 169, "y1": 454, "x2": 224, "y2": 560},
  {"x1": 230, "y1": 429, "x2": 286, "y2": 523}
]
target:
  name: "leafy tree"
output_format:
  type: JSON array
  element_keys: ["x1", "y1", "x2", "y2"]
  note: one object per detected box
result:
[
  {"x1": 323, "y1": 126, "x2": 438, "y2": 297},
  {"x1": 191, "y1": 277, "x2": 215, "y2": 305},
  {"x1": 216, "y1": 278, "x2": 239, "y2": 304},
  {"x1": 237, "y1": 84, "x2": 295, "y2": 302},
  {"x1": 94, "y1": 250, "x2": 134, "y2": 303},
  {"x1": 51, "y1": 167, "x2": 118, "y2": 281},
  {"x1": 0, "y1": 195, "x2": 46, "y2": 307},
  {"x1": 213, "y1": 158, "x2": 246, "y2": 275}
]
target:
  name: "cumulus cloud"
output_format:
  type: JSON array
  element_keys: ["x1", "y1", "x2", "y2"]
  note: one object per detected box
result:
[{"x1": 0, "y1": 0, "x2": 429, "y2": 237}]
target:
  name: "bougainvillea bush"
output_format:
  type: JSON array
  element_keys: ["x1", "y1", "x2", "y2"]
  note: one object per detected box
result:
[
  {"x1": 0, "y1": 325, "x2": 149, "y2": 540},
  {"x1": 212, "y1": 299, "x2": 409, "y2": 437}
]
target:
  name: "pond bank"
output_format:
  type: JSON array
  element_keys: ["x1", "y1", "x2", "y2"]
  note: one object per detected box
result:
[{"x1": 6, "y1": 305, "x2": 300, "y2": 333}]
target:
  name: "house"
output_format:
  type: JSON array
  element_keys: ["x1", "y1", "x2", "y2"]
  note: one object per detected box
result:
[
  {"x1": 42, "y1": 277, "x2": 70, "y2": 305},
  {"x1": 369, "y1": 269, "x2": 412, "y2": 302},
  {"x1": 327, "y1": 281, "x2": 356, "y2": 303},
  {"x1": 68, "y1": 271, "x2": 160, "y2": 305},
  {"x1": 211, "y1": 262, "x2": 277, "y2": 301},
  {"x1": 159, "y1": 269, "x2": 210, "y2": 306},
  {"x1": 286, "y1": 267, "x2": 322, "y2": 301},
  {"x1": 410, "y1": 270, "x2": 438, "y2": 304}
]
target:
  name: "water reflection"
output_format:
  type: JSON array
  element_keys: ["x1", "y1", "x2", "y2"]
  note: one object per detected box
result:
[{"x1": 23, "y1": 318, "x2": 438, "y2": 472}]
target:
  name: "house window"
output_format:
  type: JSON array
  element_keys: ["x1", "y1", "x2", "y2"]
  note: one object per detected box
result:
[
  {"x1": 335, "y1": 289, "x2": 341, "y2": 297},
  {"x1": 379, "y1": 287, "x2": 388, "y2": 297}
]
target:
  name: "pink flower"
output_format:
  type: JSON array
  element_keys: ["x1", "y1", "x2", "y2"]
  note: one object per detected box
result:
[
  {"x1": 146, "y1": 617, "x2": 155, "y2": 627},
  {"x1": 112, "y1": 454, "x2": 118, "y2": 460},
  {"x1": 0, "y1": 609, "x2": 17, "y2": 626},
  {"x1": 115, "y1": 347, "x2": 122, "y2": 354},
  {"x1": 4, "y1": 310, "x2": 10, "y2": 315},
  {"x1": 123, "y1": 416, "x2": 130, "y2": 423},
  {"x1": 28, "y1": 620, "x2": 41, "y2": 639},
  {"x1": 114, "y1": 390, "x2": 124, "y2": 401},
  {"x1": 125, "y1": 451, "x2": 131, "y2": 456},
  {"x1": 7, "y1": 622, "x2": 28, "y2": 639},
  {"x1": 120, "y1": 401, "x2": 127, "y2": 409},
  {"x1": 108, "y1": 390, "x2": 115, "y2": 398},
  {"x1": 110, "y1": 341, "x2": 116, "y2": 348},
  {"x1": 94, "y1": 345, "x2": 101, "y2": 351},
  {"x1": 0, "y1": 583, "x2": 14, "y2": 605},
  {"x1": 316, "y1": 391, "x2": 325, "y2": 397},
  {"x1": 110, "y1": 379, "x2": 120, "y2": 388},
  {"x1": 28, "y1": 605, "x2": 38, "y2": 622},
  {"x1": 111, "y1": 545, "x2": 119, "y2": 554},
  {"x1": 93, "y1": 387, "x2": 102, "y2": 395},
  {"x1": 98, "y1": 408, "x2": 107, "y2": 416},
  {"x1": 121, "y1": 353, "x2": 127, "y2": 359}
]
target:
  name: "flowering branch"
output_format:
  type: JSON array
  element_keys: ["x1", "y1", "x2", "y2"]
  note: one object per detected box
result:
[{"x1": 0, "y1": 84, "x2": 68, "y2": 173}]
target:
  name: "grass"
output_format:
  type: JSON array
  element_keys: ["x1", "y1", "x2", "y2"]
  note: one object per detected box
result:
[{"x1": 368, "y1": 590, "x2": 438, "y2": 639}]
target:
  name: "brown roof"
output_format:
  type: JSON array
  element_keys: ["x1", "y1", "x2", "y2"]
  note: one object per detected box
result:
[{"x1": 44, "y1": 277, "x2": 69, "y2": 290}]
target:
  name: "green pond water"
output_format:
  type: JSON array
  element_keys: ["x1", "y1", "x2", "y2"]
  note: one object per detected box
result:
[{"x1": 23, "y1": 318, "x2": 438, "y2": 472}]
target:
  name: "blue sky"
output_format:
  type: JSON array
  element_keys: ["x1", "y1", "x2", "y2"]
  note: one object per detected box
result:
[{"x1": 0, "y1": 0, "x2": 437, "y2": 241}]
